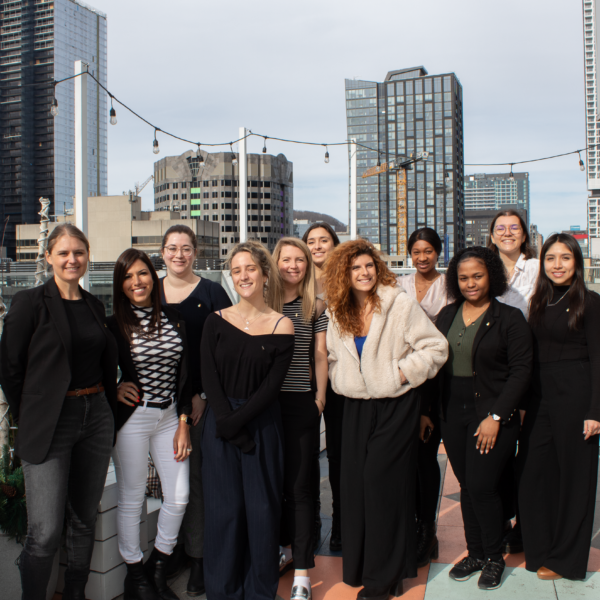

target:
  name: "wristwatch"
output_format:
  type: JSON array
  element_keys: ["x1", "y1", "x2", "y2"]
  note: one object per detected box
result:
[
  {"x1": 179, "y1": 415, "x2": 192, "y2": 425},
  {"x1": 490, "y1": 414, "x2": 502, "y2": 422}
]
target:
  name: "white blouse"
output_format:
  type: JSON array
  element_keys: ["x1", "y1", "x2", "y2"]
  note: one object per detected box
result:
[
  {"x1": 496, "y1": 254, "x2": 540, "y2": 318},
  {"x1": 398, "y1": 272, "x2": 448, "y2": 322}
]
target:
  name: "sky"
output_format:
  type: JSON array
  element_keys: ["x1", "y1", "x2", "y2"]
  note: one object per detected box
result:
[{"x1": 93, "y1": 0, "x2": 588, "y2": 238}]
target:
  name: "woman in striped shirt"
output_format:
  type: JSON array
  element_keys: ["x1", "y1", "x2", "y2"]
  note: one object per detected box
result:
[{"x1": 272, "y1": 238, "x2": 329, "y2": 600}]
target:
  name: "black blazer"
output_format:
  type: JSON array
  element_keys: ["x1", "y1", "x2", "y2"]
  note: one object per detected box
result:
[
  {"x1": 0, "y1": 278, "x2": 118, "y2": 464},
  {"x1": 106, "y1": 305, "x2": 192, "y2": 432},
  {"x1": 430, "y1": 298, "x2": 533, "y2": 422}
]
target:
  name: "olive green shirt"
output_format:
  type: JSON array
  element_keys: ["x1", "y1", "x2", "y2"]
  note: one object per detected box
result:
[{"x1": 444, "y1": 308, "x2": 485, "y2": 377}]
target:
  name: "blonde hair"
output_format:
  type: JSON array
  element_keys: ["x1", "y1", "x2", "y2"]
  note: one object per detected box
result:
[
  {"x1": 226, "y1": 241, "x2": 283, "y2": 311},
  {"x1": 272, "y1": 237, "x2": 316, "y2": 322}
]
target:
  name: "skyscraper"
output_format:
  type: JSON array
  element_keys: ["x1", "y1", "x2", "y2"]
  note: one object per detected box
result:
[
  {"x1": 0, "y1": 0, "x2": 107, "y2": 258},
  {"x1": 345, "y1": 67, "x2": 464, "y2": 264},
  {"x1": 464, "y1": 172, "x2": 530, "y2": 220},
  {"x1": 583, "y1": 1, "x2": 600, "y2": 241}
]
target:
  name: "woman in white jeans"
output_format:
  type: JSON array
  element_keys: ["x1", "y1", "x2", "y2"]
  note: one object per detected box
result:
[{"x1": 108, "y1": 249, "x2": 192, "y2": 600}]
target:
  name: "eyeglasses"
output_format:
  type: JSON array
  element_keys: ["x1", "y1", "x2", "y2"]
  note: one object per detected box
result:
[
  {"x1": 494, "y1": 225, "x2": 522, "y2": 235},
  {"x1": 163, "y1": 245, "x2": 195, "y2": 257}
]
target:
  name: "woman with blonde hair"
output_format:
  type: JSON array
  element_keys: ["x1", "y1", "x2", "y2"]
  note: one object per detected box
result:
[
  {"x1": 271, "y1": 238, "x2": 328, "y2": 600},
  {"x1": 324, "y1": 239, "x2": 448, "y2": 600},
  {"x1": 200, "y1": 241, "x2": 294, "y2": 600}
]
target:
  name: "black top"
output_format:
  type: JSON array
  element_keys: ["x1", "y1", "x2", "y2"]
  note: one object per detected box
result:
[
  {"x1": 63, "y1": 298, "x2": 106, "y2": 390},
  {"x1": 200, "y1": 313, "x2": 294, "y2": 453},
  {"x1": 530, "y1": 285, "x2": 600, "y2": 421},
  {"x1": 106, "y1": 305, "x2": 193, "y2": 431},
  {"x1": 160, "y1": 277, "x2": 232, "y2": 396},
  {"x1": 431, "y1": 298, "x2": 533, "y2": 422},
  {"x1": 0, "y1": 278, "x2": 118, "y2": 464}
]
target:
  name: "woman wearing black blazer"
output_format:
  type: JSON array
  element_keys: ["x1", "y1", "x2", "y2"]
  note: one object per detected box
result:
[
  {"x1": 107, "y1": 249, "x2": 192, "y2": 600},
  {"x1": 0, "y1": 224, "x2": 118, "y2": 600},
  {"x1": 432, "y1": 246, "x2": 533, "y2": 590}
]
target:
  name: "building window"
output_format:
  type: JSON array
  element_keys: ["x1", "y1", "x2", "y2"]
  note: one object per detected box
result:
[{"x1": 173, "y1": 183, "x2": 179, "y2": 189}]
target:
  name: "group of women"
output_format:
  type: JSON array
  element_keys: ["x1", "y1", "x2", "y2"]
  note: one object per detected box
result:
[{"x1": 0, "y1": 208, "x2": 598, "y2": 600}]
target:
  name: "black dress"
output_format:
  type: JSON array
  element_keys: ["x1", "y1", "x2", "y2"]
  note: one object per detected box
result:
[
  {"x1": 518, "y1": 286, "x2": 600, "y2": 579},
  {"x1": 200, "y1": 313, "x2": 294, "y2": 600}
]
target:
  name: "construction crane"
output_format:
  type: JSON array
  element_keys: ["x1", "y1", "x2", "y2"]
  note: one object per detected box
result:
[
  {"x1": 124, "y1": 175, "x2": 154, "y2": 203},
  {"x1": 361, "y1": 151, "x2": 429, "y2": 261}
]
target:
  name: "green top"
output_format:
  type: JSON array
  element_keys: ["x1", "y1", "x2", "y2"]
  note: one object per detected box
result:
[{"x1": 444, "y1": 306, "x2": 486, "y2": 377}]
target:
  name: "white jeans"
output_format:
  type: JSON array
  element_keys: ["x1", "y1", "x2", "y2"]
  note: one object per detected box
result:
[{"x1": 112, "y1": 403, "x2": 190, "y2": 563}]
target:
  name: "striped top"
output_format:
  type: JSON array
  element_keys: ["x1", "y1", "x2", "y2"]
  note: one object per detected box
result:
[
  {"x1": 281, "y1": 296, "x2": 328, "y2": 392},
  {"x1": 131, "y1": 306, "x2": 183, "y2": 402}
]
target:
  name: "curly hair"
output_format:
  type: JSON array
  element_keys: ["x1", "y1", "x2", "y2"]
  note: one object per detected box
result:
[
  {"x1": 323, "y1": 239, "x2": 397, "y2": 337},
  {"x1": 446, "y1": 246, "x2": 508, "y2": 301}
]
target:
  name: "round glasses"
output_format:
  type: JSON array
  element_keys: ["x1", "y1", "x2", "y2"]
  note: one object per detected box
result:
[
  {"x1": 163, "y1": 245, "x2": 195, "y2": 257},
  {"x1": 494, "y1": 225, "x2": 521, "y2": 235}
]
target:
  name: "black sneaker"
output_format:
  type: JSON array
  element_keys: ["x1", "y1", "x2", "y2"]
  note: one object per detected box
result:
[
  {"x1": 478, "y1": 558, "x2": 505, "y2": 590},
  {"x1": 501, "y1": 522, "x2": 523, "y2": 554},
  {"x1": 449, "y1": 556, "x2": 486, "y2": 581}
]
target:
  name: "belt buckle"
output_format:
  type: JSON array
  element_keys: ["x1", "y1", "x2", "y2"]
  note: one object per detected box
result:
[{"x1": 73, "y1": 388, "x2": 84, "y2": 397}]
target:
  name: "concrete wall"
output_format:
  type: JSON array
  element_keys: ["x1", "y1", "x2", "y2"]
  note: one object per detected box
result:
[{"x1": 88, "y1": 196, "x2": 137, "y2": 262}]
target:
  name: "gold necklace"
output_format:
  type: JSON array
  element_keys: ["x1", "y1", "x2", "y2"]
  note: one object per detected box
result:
[{"x1": 235, "y1": 304, "x2": 266, "y2": 331}]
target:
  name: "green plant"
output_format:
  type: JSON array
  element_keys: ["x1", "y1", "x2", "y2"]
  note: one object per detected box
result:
[{"x1": 0, "y1": 444, "x2": 26, "y2": 542}]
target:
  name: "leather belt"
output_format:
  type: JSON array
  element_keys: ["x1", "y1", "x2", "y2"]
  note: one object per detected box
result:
[
  {"x1": 144, "y1": 398, "x2": 175, "y2": 410},
  {"x1": 66, "y1": 384, "x2": 104, "y2": 397}
]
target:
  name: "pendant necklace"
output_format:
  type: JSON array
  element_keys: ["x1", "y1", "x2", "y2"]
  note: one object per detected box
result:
[
  {"x1": 236, "y1": 304, "x2": 266, "y2": 330},
  {"x1": 547, "y1": 289, "x2": 569, "y2": 307}
]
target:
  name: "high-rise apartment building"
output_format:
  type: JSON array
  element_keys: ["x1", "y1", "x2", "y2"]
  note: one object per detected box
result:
[
  {"x1": 583, "y1": 0, "x2": 600, "y2": 240},
  {"x1": 345, "y1": 67, "x2": 464, "y2": 264},
  {"x1": 0, "y1": 0, "x2": 107, "y2": 258},
  {"x1": 464, "y1": 172, "x2": 529, "y2": 221},
  {"x1": 154, "y1": 150, "x2": 293, "y2": 257}
]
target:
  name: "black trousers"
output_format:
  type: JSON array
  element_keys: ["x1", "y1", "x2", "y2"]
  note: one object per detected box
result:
[
  {"x1": 440, "y1": 377, "x2": 519, "y2": 562},
  {"x1": 20, "y1": 393, "x2": 114, "y2": 600},
  {"x1": 341, "y1": 391, "x2": 419, "y2": 590},
  {"x1": 416, "y1": 379, "x2": 442, "y2": 524},
  {"x1": 518, "y1": 360, "x2": 599, "y2": 580},
  {"x1": 322, "y1": 381, "x2": 345, "y2": 519},
  {"x1": 202, "y1": 400, "x2": 284, "y2": 600},
  {"x1": 280, "y1": 391, "x2": 321, "y2": 569}
]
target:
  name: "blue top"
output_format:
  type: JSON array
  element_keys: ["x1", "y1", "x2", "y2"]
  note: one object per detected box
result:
[{"x1": 355, "y1": 335, "x2": 367, "y2": 358}]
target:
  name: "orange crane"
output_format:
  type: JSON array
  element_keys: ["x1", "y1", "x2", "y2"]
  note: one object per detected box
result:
[{"x1": 361, "y1": 152, "x2": 429, "y2": 261}]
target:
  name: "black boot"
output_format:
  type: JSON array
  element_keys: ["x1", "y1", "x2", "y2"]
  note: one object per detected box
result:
[
  {"x1": 416, "y1": 520, "x2": 439, "y2": 568},
  {"x1": 123, "y1": 561, "x2": 160, "y2": 600},
  {"x1": 62, "y1": 582, "x2": 87, "y2": 600},
  {"x1": 329, "y1": 513, "x2": 342, "y2": 552},
  {"x1": 165, "y1": 542, "x2": 188, "y2": 579},
  {"x1": 186, "y1": 557, "x2": 206, "y2": 597},
  {"x1": 144, "y1": 548, "x2": 178, "y2": 600}
]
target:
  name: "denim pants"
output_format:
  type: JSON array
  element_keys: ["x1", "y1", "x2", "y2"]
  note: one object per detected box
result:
[{"x1": 20, "y1": 393, "x2": 114, "y2": 600}]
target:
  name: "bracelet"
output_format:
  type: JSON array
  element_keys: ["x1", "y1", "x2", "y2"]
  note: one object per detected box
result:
[{"x1": 316, "y1": 398, "x2": 325, "y2": 409}]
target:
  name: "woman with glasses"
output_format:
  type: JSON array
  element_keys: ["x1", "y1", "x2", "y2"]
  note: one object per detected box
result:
[
  {"x1": 487, "y1": 209, "x2": 540, "y2": 555},
  {"x1": 159, "y1": 225, "x2": 232, "y2": 596}
]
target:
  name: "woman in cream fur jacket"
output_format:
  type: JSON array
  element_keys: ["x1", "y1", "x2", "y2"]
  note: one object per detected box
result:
[{"x1": 323, "y1": 239, "x2": 448, "y2": 600}]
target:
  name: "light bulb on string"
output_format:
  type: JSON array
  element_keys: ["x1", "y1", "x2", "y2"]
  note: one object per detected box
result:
[
  {"x1": 509, "y1": 166, "x2": 514, "y2": 181},
  {"x1": 197, "y1": 144, "x2": 205, "y2": 167},
  {"x1": 50, "y1": 96, "x2": 59, "y2": 117},
  {"x1": 324, "y1": 145, "x2": 330, "y2": 164},
  {"x1": 579, "y1": 152, "x2": 585, "y2": 172},
  {"x1": 376, "y1": 154, "x2": 381, "y2": 168},
  {"x1": 231, "y1": 144, "x2": 238, "y2": 166},
  {"x1": 109, "y1": 98, "x2": 117, "y2": 125},
  {"x1": 153, "y1": 129, "x2": 160, "y2": 155},
  {"x1": 262, "y1": 137, "x2": 268, "y2": 154}
]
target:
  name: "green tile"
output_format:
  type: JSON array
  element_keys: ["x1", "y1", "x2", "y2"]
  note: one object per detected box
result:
[
  {"x1": 555, "y1": 572, "x2": 600, "y2": 598},
  {"x1": 425, "y1": 563, "x2": 558, "y2": 600}
]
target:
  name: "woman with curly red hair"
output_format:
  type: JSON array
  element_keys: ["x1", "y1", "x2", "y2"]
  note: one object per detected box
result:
[{"x1": 323, "y1": 239, "x2": 448, "y2": 600}]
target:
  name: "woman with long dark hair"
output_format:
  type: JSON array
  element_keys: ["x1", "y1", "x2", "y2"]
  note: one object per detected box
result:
[
  {"x1": 200, "y1": 241, "x2": 294, "y2": 600},
  {"x1": 324, "y1": 239, "x2": 448, "y2": 599},
  {"x1": 159, "y1": 224, "x2": 231, "y2": 595},
  {"x1": 107, "y1": 249, "x2": 192, "y2": 600},
  {"x1": 433, "y1": 246, "x2": 532, "y2": 590},
  {"x1": 399, "y1": 227, "x2": 450, "y2": 569},
  {"x1": 272, "y1": 237, "x2": 328, "y2": 599},
  {"x1": 518, "y1": 233, "x2": 600, "y2": 581},
  {"x1": 0, "y1": 224, "x2": 118, "y2": 600},
  {"x1": 302, "y1": 222, "x2": 343, "y2": 551}
]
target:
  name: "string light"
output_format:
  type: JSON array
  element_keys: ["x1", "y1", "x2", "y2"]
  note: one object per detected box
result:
[
  {"x1": 197, "y1": 144, "x2": 205, "y2": 167},
  {"x1": 231, "y1": 144, "x2": 238, "y2": 166},
  {"x1": 509, "y1": 165, "x2": 514, "y2": 181},
  {"x1": 109, "y1": 97, "x2": 117, "y2": 126},
  {"x1": 50, "y1": 96, "x2": 58, "y2": 117},
  {"x1": 324, "y1": 145, "x2": 330, "y2": 164},
  {"x1": 153, "y1": 129, "x2": 160, "y2": 155},
  {"x1": 579, "y1": 151, "x2": 585, "y2": 172},
  {"x1": 262, "y1": 137, "x2": 268, "y2": 154}
]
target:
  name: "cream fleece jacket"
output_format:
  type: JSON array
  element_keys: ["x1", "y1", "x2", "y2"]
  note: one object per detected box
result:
[{"x1": 326, "y1": 284, "x2": 449, "y2": 399}]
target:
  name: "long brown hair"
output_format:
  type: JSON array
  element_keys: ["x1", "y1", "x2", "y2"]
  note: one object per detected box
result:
[
  {"x1": 113, "y1": 249, "x2": 162, "y2": 344},
  {"x1": 272, "y1": 237, "x2": 316, "y2": 322},
  {"x1": 487, "y1": 209, "x2": 536, "y2": 260},
  {"x1": 323, "y1": 239, "x2": 397, "y2": 337},
  {"x1": 529, "y1": 233, "x2": 587, "y2": 331}
]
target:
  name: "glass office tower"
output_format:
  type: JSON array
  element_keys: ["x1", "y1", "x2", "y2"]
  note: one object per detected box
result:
[
  {"x1": 0, "y1": 0, "x2": 107, "y2": 258},
  {"x1": 345, "y1": 66, "x2": 464, "y2": 264}
]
